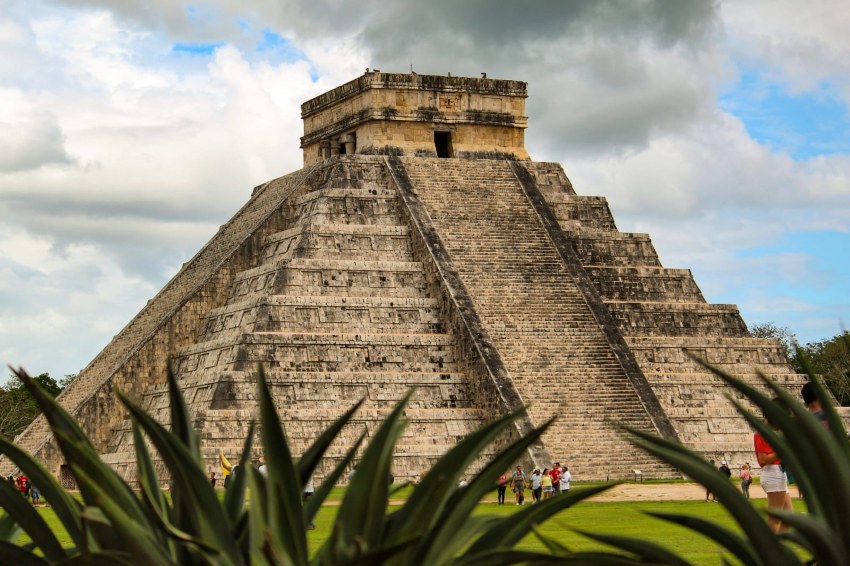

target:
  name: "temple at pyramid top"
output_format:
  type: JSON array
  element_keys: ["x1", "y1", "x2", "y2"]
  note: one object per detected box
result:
[{"x1": 300, "y1": 71, "x2": 530, "y2": 165}]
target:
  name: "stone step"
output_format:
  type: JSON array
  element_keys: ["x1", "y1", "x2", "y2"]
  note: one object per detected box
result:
[
  {"x1": 292, "y1": 187, "x2": 401, "y2": 225},
  {"x1": 294, "y1": 187, "x2": 399, "y2": 206},
  {"x1": 585, "y1": 266, "x2": 705, "y2": 303},
  {"x1": 172, "y1": 332, "x2": 459, "y2": 376},
  {"x1": 261, "y1": 223, "x2": 413, "y2": 263},
  {"x1": 229, "y1": 258, "x2": 429, "y2": 300},
  {"x1": 199, "y1": 295, "x2": 444, "y2": 339},
  {"x1": 608, "y1": 302, "x2": 749, "y2": 337},
  {"x1": 563, "y1": 230, "x2": 662, "y2": 267},
  {"x1": 548, "y1": 196, "x2": 619, "y2": 232}
]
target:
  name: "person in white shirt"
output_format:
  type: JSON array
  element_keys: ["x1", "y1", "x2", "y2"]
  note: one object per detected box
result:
[
  {"x1": 530, "y1": 469, "x2": 542, "y2": 503},
  {"x1": 560, "y1": 466, "x2": 572, "y2": 494}
]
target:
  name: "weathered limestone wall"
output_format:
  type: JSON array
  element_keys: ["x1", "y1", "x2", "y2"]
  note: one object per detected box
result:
[
  {"x1": 356, "y1": 121, "x2": 527, "y2": 160},
  {"x1": 301, "y1": 72, "x2": 528, "y2": 165}
]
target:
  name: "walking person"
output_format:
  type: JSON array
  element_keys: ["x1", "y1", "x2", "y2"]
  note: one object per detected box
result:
[
  {"x1": 530, "y1": 469, "x2": 542, "y2": 504},
  {"x1": 740, "y1": 463, "x2": 752, "y2": 499},
  {"x1": 755, "y1": 414, "x2": 793, "y2": 532},
  {"x1": 705, "y1": 460, "x2": 716, "y2": 502},
  {"x1": 30, "y1": 484, "x2": 40, "y2": 506},
  {"x1": 511, "y1": 465, "x2": 526, "y2": 505},
  {"x1": 496, "y1": 472, "x2": 507, "y2": 505}
]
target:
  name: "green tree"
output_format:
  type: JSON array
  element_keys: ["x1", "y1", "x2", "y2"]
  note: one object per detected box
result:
[
  {"x1": 750, "y1": 322, "x2": 798, "y2": 365},
  {"x1": 0, "y1": 372, "x2": 64, "y2": 440},
  {"x1": 799, "y1": 331, "x2": 850, "y2": 406}
]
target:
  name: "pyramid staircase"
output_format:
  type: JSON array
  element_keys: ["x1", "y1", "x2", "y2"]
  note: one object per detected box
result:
[{"x1": 397, "y1": 157, "x2": 679, "y2": 479}]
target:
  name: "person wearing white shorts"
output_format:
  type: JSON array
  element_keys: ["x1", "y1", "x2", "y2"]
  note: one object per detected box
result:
[{"x1": 755, "y1": 431, "x2": 792, "y2": 532}]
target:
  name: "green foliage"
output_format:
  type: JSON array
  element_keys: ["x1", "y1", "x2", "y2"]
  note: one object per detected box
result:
[
  {"x1": 0, "y1": 365, "x2": 628, "y2": 564},
  {"x1": 797, "y1": 332, "x2": 850, "y2": 406},
  {"x1": 602, "y1": 355, "x2": 850, "y2": 566},
  {"x1": 751, "y1": 323, "x2": 850, "y2": 406},
  {"x1": 0, "y1": 373, "x2": 64, "y2": 440},
  {"x1": 750, "y1": 322, "x2": 797, "y2": 363},
  {"x1": 2, "y1": 355, "x2": 849, "y2": 565}
]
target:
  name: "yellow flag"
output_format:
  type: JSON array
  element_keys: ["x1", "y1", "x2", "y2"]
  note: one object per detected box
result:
[{"x1": 219, "y1": 452, "x2": 232, "y2": 478}]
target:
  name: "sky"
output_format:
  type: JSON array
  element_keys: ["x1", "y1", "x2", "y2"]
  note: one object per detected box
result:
[{"x1": 1, "y1": 0, "x2": 849, "y2": 381}]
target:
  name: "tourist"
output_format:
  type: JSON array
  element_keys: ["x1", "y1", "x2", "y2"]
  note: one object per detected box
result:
[
  {"x1": 755, "y1": 412, "x2": 793, "y2": 532},
  {"x1": 30, "y1": 484, "x2": 40, "y2": 506},
  {"x1": 16, "y1": 475, "x2": 29, "y2": 498},
  {"x1": 304, "y1": 476, "x2": 315, "y2": 529},
  {"x1": 560, "y1": 466, "x2": 572, "y2": 494},
  {"x1": 705, "y1": 460, "x2": 716, "y2": 502},
  {"x1": 801, "y1": 382, "x2": 828, "y2": 427},
  {"x1": 219, "y1": 451, "x2": 232, "y2": 488},
  {"x1": 549, "y1": 463, "x2": 561, "y2": 495},
  {"x1": 530, "y1": 469, "x2": 542, "y2": 503},
  {"x1": 719, "y1": 460, "x2": 731, "y2": 480},
  {"x1": 740, "y1": 463, "x2": 752, "y2": 499},
  {"x1": 541, "y1": 467, "x2": 553, "y2": 499},
  {"x1": 258, "y1": 457, "x2": 268, "y2": 477},
  {"x1": 512, "y1": 465, "x2": 526, "y2": 505},
  {"x1": 496, "y1": 471, "x2": 507, "y2": 505},
  {"x1": 209, "y1": 471, "x2": 216, "y2": 488}
]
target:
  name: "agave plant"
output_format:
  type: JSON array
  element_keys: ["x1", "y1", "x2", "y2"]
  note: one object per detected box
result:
[
  {"x1": 1, "y1": 365, "x2": 636, "y2": 565},
  {"x1": 589, "y1": 345, "x2": 850, "y2": 566}
]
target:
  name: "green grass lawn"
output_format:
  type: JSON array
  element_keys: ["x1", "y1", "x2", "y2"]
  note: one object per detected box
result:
[{"x1": 19, "y1": 486, "x2": 805, "y2": 565}]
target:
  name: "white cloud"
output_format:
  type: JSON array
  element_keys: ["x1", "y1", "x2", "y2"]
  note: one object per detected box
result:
[
  {"x1": 722, "y1": 0, "x2": 850, "y2": 100},
  {"x1": 1, "y1": 0, "x2": 849, "y2": 378}
]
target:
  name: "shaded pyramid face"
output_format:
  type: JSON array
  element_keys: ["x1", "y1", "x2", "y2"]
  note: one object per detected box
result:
[{"x1": 101, "y1": 158, "x2": 506, "y2": 484}]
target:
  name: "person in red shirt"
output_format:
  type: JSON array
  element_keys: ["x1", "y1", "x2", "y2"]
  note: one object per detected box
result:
[
  {"x1": 754, "y1": 429, "x2": 793, "y2": 532},
  {"x1": 15, "y1": 475, "x2": 29, "y2": 497},
  {"x1": 549, "y1": 463, "x2": 561, "y2": 495}
]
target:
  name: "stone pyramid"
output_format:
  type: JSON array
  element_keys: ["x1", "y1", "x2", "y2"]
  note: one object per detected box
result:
[{"x1": 7, "y1": 72, "x2": 812, "y2": 485}]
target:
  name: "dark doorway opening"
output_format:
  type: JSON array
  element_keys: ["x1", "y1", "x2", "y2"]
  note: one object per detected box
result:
[{"x1": 434, "y1": 131, "x2": 452, "y2": 158}]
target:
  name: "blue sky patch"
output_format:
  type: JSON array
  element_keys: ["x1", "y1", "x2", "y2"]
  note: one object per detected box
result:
[
  {"x1": 171, "y1": 42, "x2": 225, "y2": 56},
  {"x1": 256, "y1": 29, "x2": 309, "y2": 64},
  {"x1": 736, "y1": 229, "x2": 849, "y2": 305},
  {"x1": 720, "y1": 70, "x2": 850, "y2": 160}
]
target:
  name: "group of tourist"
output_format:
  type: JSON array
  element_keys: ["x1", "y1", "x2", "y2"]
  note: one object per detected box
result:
[
  {"x1": 496, "y1": 462, "x2": 571, "y2": 505},
  {"x1": 6, "y1": 474, "x2": 43, "y2": 506}
]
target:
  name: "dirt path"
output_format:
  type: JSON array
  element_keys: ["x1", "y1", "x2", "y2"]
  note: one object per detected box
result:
[
  {"x1": 356, "y1": 482, "x2": 765, "y2": 507},
  {"x1": 586, "y1": 482, "x2": 764, "y2": 502}
]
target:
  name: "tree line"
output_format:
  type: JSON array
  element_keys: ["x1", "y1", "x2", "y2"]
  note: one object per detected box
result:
[
  {"x1": 751, "y1": 324, "x2": 850, "y2": 406},
  {"x1": 0, "y1": 373, "x2": 74, "y2": 440}
]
